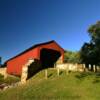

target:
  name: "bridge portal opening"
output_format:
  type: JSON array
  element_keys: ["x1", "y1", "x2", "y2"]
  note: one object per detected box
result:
[
  {"x1": 40, "y1": 48, "x2": 61, "y2": 69},
  {"x1": 27, "y1": 48, "x2": 61, "y2": 79}
]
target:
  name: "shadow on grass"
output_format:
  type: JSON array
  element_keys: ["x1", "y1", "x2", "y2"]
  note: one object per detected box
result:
[
  {"x1": 48, "y1": 71, "x2": 63, "y2": 78},
  {"x1": 59, "y1": 71, "x2": 63, "y2": 75},
  {"x1": 75, "y1": 72, "x2": 100, "y2": 84},
  {"x1": 95, "y1": 73, "x2": 100, "y2": 77},
  {"x1": 48, "y1": 73, "x2": 53, "y2": 78},
  {"x1": 75, "y1": 72, "x2": 93, "y2": 81},
  {"x1": 92, "y1": 73, "x2": 100, "y2": 84},
  {"x1": 93, "y1": 79, "x2": 100, "y2": 84}
]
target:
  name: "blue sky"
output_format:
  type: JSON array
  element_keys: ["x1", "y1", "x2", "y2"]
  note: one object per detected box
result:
[{"x1": 0, "y1": 0, "x2": 100, "y2": 63}]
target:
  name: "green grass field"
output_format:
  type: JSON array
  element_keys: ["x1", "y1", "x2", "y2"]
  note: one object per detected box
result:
[
  {"x1": 0, "y1": 74, "x2": 20, "y2": 85},
  {"x1": 0, "y1": 69, "x2": 100, "y2": 100}
]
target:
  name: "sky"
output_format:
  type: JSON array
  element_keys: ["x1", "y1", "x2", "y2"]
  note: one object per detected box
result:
[{"x1": 0, "y1": 0, "x2": 100, "y2": 63}]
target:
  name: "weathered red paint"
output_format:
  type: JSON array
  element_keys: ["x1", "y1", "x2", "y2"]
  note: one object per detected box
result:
[
  {"x1": 7, "y1": 48, "x2": 39, "y2": 76},
  {"x1": 6, "y1": 41, "x2": 64, "y2": 76}
]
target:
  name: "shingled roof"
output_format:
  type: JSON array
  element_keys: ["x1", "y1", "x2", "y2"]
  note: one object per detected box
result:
[{"x1": 5, "y1": 40, "x2": 64, "y2": 64}]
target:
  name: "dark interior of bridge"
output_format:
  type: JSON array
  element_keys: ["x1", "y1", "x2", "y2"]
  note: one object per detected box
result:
[
  {"x1": 27, "y1": 48, "x2": 61, "y2": 79},
  {"x1": 40, "y1": 48, "x2": 61, "y2": 68}
]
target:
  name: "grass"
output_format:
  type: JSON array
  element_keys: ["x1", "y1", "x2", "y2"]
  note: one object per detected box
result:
[
  {"x1": 0, "y1": 74, "x2": 20, "y2": 85},
  {"x1": 0, "y1": 69, "x2": 100, "y2": 100}
]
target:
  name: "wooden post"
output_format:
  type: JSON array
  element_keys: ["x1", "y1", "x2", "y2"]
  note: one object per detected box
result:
[
  {"x1": 93, "y1": 65, "x2": 96, "y2": 72},
  {"x1": 75, "y1": 63, "x2": 77, "y2": 71},
  {"x1": 45, "y1": 69, "x2": 48, "y2": 79},
  {"x1": 4, "y1": 73, "x2": 7, "y2": 79},
  {"x1": 89, "y1": 64, "x2": 91, "y2": 71},
  {"x1": 57, "y1": 68, "x2": 60, "y2": 76},
  {"x1": 83, "y1": 64, "x2": 86, "y2": 72},
  {"x1": 54, "y1": 63, "x2": 56, "y2": 68},
  {"x1": 66, "y1": 68, "x2": 68, "y2": 75},
  {"x1": 4, "y1": 68, "x2": 7, "y2": 79}
]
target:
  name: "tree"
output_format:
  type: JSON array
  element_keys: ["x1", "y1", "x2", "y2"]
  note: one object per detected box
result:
[
  {"x1": 64, "y1": 50, "x2": 81, "y2": 63},
  {"x1": 80, "y1": 21, "x2": 100, "y2": 66},
  {"x1": 80, "y1": 42, "x2": 99, "y2": 65},
  {"x1": 88, "y1": 21, "x2": 100, "y2": 46}
]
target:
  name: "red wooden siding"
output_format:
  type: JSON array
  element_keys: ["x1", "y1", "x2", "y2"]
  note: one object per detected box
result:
[
  {"x1": 7, "y1": 48, "x2": 39, "y2": 75},
  {"x1": 6, "y1": 41, "x2": 64, "y2": 76}
]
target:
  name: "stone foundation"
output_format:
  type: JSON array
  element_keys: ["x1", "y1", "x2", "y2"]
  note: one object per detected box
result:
[
  {"x1": 0, "y1": 68, "x2": 7, "y2": 78},
  {"x1": 21, "y1": 59, "x2": 34, "y2": 84}
]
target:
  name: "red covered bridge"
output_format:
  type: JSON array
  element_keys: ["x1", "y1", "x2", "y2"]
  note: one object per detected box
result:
[{"x1": 5, "y1": 40, "x2": 64, "y2": 77}]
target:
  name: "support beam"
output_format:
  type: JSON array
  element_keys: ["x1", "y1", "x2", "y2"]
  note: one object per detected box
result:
[{"x1": 57, "y1": 68, "x2": 60, "y2": 76}]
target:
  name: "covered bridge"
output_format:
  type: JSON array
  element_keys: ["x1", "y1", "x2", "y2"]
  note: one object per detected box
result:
[{"x1": 5, "y1": 40, "x2": 64, "y2": 77}]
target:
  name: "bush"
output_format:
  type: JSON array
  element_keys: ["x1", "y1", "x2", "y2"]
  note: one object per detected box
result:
[{"x1": 64, "y1": 50, "x2": 81, "y2": 63}]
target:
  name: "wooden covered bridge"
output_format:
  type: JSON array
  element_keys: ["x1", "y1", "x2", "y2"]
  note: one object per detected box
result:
[{"x1": 5, "y1": 40, "x2": 64, "y2": 79}]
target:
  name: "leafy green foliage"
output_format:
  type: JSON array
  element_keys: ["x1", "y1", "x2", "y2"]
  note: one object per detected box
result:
[
  {"x1": 64, "y1": 50, "x2": 81, "y2": 63},
  {"x1": 80, "y1": 43, "x2": 99, "y2": 65},
  {"x1": 88, "y1": 21, "x2": 100, "y2": 45},
  {"x1": 80, "y1": 21, "x2": 100, "y2": 65}
]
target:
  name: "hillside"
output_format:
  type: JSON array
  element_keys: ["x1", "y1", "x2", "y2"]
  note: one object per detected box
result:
[{"x1": 0, "y1": 69, "x2": 100, "y2": 100}]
